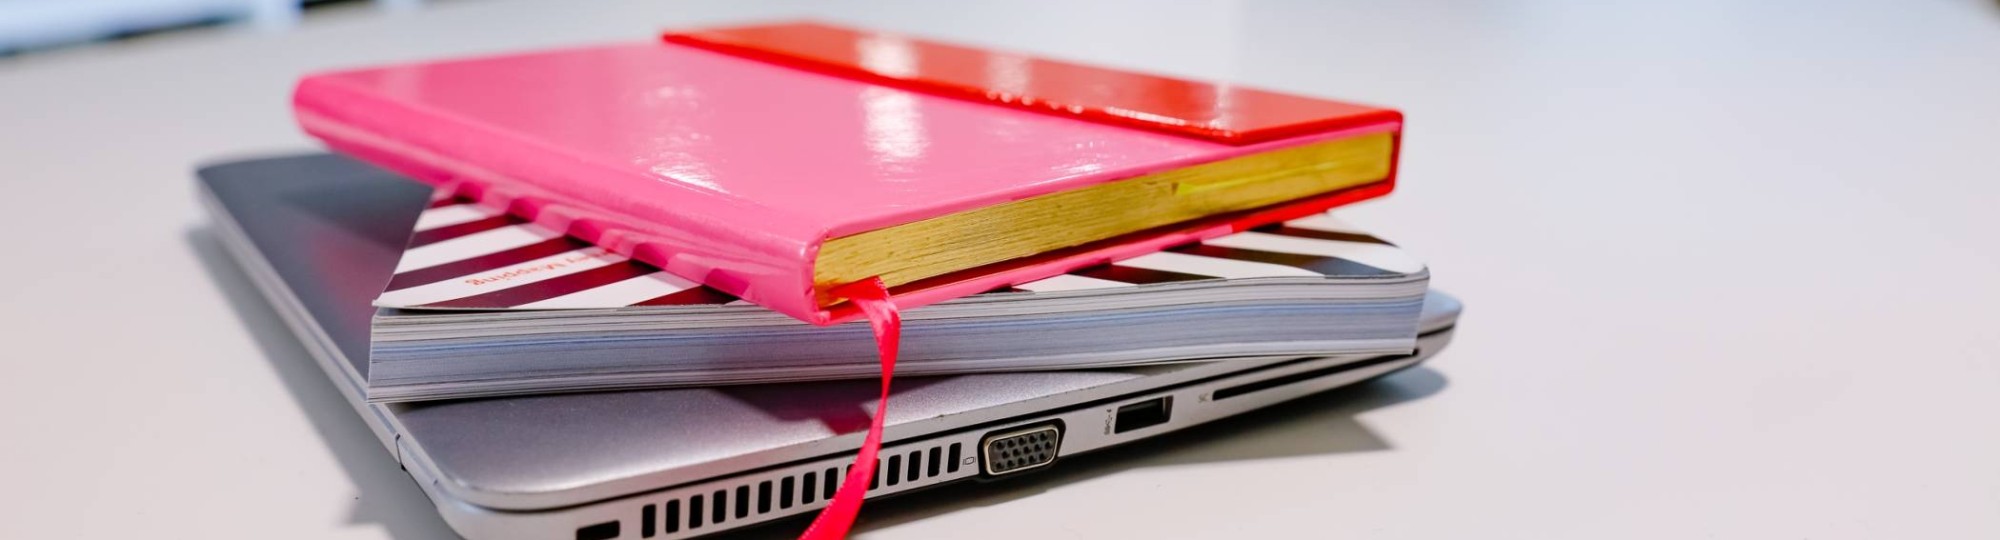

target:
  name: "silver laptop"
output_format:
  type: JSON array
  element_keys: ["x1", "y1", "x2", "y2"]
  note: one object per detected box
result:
[{"x1": 197, "y1": 153, "x2": 1462, "y2": 540}]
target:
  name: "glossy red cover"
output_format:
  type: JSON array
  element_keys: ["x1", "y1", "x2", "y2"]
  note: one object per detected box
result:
[{"x1": 663, "y1": 21, "x2": 1400, "y2": 145}]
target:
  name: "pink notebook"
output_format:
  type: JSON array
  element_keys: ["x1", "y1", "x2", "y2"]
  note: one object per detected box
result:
[{"x1": 295, "y1": 24, "x2": 1401, "y2": 324}]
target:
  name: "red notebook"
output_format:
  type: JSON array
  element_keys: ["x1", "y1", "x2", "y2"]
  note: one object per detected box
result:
[{"x1": 294, "y1": 21, "x2": 1402, "y2": 325}]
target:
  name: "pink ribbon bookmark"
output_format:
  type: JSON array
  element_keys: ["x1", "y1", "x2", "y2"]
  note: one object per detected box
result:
[{"x1": 799, "y1": 278, "x2": 899, "y2": 540}]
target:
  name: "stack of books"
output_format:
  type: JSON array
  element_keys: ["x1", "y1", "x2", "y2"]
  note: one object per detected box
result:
[
  {"x1": 281, "y1": 20, "x2": 1444, "y2": 539},
  {"x1": 370, "y1": 190, "x2": 1427, "y2": 401}
]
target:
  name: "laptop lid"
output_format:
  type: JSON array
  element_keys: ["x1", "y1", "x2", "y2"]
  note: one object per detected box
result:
[{"x1": 198, "y1": 153, "x2": 1460, "y2": 511}]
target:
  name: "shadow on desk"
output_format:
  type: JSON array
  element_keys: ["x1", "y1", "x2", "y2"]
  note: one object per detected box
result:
[{"x1": 189, "y1": 226, "x2": 1447, "y2": 540}]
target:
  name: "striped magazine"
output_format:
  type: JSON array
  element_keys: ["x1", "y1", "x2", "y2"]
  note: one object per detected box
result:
[
  {"x1": 366, "y1": 190, "x2": 1430, "y2": 402},
  {"x1": 379, "y1": 191, "x2": 1425, "y2": 310}
]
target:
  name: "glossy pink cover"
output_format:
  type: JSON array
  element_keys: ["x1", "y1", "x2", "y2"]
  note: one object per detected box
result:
[{"x1": 295, "y1": 42, "x2": 1399, "y2": 324}]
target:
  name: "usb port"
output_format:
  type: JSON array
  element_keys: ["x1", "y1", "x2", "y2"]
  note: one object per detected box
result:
[{"x1": 1113, "y1": 396, "x2": 1172, "y2": 434}]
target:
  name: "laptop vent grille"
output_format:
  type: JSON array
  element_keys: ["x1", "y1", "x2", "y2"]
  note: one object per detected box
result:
[{"x1": 600, "y1": 441, "x2": 967, "y2": 538}]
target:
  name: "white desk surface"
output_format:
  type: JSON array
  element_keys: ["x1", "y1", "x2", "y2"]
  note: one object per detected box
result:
[{"x1": 4, "y1": 0, "x2": 1997, "y2": 538}]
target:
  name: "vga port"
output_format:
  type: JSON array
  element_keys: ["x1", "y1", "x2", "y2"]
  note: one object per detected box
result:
[{"x1": 981, "y1": 424, "x2": 1062, "y2": 475}]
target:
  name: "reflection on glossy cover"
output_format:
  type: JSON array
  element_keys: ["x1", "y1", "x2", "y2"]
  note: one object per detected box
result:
[
  {"x1": 295, "y1": 23, "x2": 1401, "y2": 324},
  {"x1": 665, "y1": 21, "x2": 1401, "y2": 144}
]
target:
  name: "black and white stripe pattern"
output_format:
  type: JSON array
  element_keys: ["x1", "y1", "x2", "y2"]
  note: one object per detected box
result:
[{"x1": 375, "y1": 191, "x2": 1425, "y2": 310}]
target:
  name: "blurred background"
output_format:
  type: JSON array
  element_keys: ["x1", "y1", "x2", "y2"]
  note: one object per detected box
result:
[
  {"x1": 3, "y1": 1, "x2": 1997, "y2": 539},
  {"x1": 0, "y1": 0, "x2": 424, "y2": 56}
]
